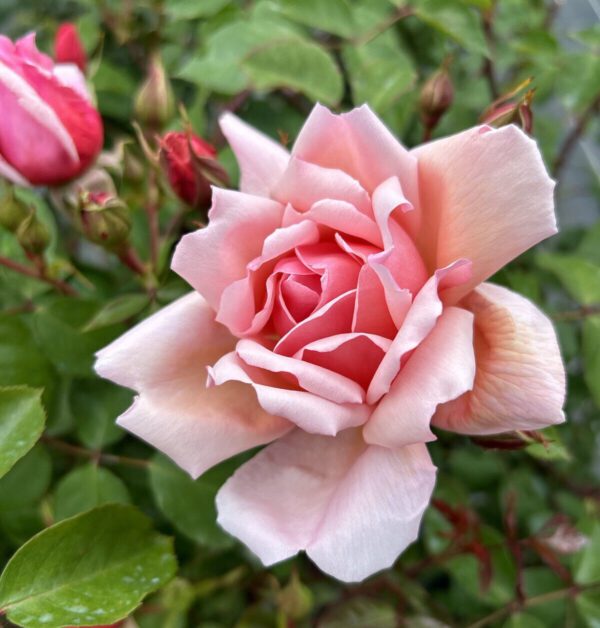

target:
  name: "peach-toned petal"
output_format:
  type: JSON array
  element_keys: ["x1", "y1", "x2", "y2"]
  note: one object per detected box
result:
[
  {"x1": 172, "y1": 189, "x2": 284, "y2": 310},
  {"x1": 367, "y1": 259, "x2": 471, "y2": 404},
  {"x1": 210, "y1": 352, "x2": 369, "y2": 435},
  {"x1": 295, "y1": 333, "x2": 391, "y2": 391},
  {"x1": 95, "y1": 293, "x2": 291, "y2": 478},
  {"x1": 352, "y1": 265, "x2": 398, "y2": 337},
  {"x1": 433, "y1": 283, "x2": 566, "y2": 434},
  {"x1": 219, "y1": 111, "x2": 289, "y2": 196},
  {"x1": 216, "y1": 428, "x2": 436, "y2": 582},
  {"x1": 412, "y1": 125, "x2": 557, "y2": 302},
  {"x1": 364, "y1": 307, "x2": 475, "y2": 448},
  {"x1": 372, "y1": 175, "x2": 421, "y2": 243},
  {"x1": 272, "y1": 157, "x2": 372, "y2": 216},
  {"x1": 292, "y1": 104, "x2": 419, "y2": 207}
]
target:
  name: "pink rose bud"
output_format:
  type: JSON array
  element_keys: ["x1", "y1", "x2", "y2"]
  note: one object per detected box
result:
[
  {"x1": 480, "y1": 77, "x2": 534, "y2": 135},
  {"x1": 75, "y1": 190, "x2": 131, "y2": 251},
  {"x1": 158, "y1": 131, "x2": 229, "y2": 209},
  {"x1": 54, "y1": 23, "x2": 87, "y2": 73},
  {"x1": 134, "y1": 52, "x2": 174, "y2": 130},
  {"x1": 420, "y1": 65, "x2": 454, "y2": 139},
  {"x1": 0, "y1": 33, "x2": 103, "y2": 186}
]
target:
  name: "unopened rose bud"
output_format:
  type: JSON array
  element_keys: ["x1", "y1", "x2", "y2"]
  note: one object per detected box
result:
[
  {"x1": 159, "y1": 131, "x2": 229, "y2": 209},
  {"x1": 420, "y1": 66, "x2": 454, "y2": 139},
  {"x1": 77, "y1": 191, "x2": 131, "y2": 250},
  {"x1": 277, "y1": 572, "x2": 313, "y2": 620},
  {"x1": 0, "y1": 182, "x2": 29, "y2": 232},
  {"x1": 480, "y1": 78, "x2": 535, "y2": 135},
  {"x1": 16, "y1": 211, "x2": 50, "y2": 254},
  {"x1": 54, "y1": 22, "x2": 87, "y2": 73},
  {"x1": 134, "y1": 53, "x2": 174, "y2": 130}
]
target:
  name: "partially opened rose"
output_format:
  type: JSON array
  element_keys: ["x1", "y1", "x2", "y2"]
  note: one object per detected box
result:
[
  {"x1": 0, "y1": 33, "x2": 102, "y2": 186},
  {"x1": 96, "y1": 104, "x2": 565, "y2": 582}
]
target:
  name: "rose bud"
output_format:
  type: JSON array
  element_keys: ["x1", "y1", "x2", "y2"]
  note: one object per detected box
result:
[
  {"x1": 0, "y1": 33, "x2": 103, "y2": 186},
  {"x1": 54, "y1": 22, "x2": 87, "y2": 73},
  {"x1": 134, "y1": 52, "x2": 174, "y2": 130},
  {"x1": 420, "y1": 65, "x2": 454, "y2": 139},
  {"x1": 16, "y1": 211, "x2": 50, "y2": 254},
  {"x1": 158, "y1": 131, "x2": 229, "y2": 209},
  {"x1": 0, "y1": 181, "x2": 29, "y2": 232},
  {"x1": 76, "y1": 190, "x2": 131, "y2": 251},
  {"x1": 481, "y1": 90, "x2": 535, "y2": 135}
]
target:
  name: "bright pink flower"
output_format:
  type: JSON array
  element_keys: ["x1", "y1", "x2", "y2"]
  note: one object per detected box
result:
[
  {"x1": 96, "y1": 104, "x2": 565, "y2": 582},
  {"x1": 0, "y1": 33, "x2": 103, "y2": 186},
  {"x1": 54, "y1": 23, "x2": 87, "y2": 73}
]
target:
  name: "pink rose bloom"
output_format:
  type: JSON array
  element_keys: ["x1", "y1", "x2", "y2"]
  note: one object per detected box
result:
[
  {"x1": 54, "y1": 23, "x2": 88, "y2": 73},
  {"x1": 96, "y1": 105, "x2": 565, "y2": 582},
  {"x1": 0, "y1": 33, "x2": 102, "y2": 186}
]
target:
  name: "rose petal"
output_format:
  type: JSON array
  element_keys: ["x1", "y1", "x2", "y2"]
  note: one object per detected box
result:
[
  {"x1": 216, "y1": 428, "x2": 437, "y2": 582},
  {"x1": 364, "y1": 307, "x2": 475, "y2": 448},
  {"x1": 95, "y1": 293, "x2": 291, "y2": 478},
  {"x1": 172, "y1": 188, "x2": 284, "y2": 309},
  {"x1": 292, "y1": 104, "x2": 419, "y2": 208},
  {"x1": 210, "y1": 352, "x2": 369, "y2": 435},
  {"x1": 366, "y1": 259, "x2": 471, "y2": 404},
  {"x1": 219, "y1": 111, "x2": 290, "y2": 196},
  {"x1": 433, "y1": 283, "x2": 566, "y2": 434},
  {"x1": 272, "y1": 157, "x2": 372, "y2": 216},
  {"x1": 412, "y1": 125, "x2": 557, "y2": 302}
]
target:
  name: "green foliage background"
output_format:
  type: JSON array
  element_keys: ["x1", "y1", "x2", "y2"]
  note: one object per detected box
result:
[{"x1": 0, "y1": 0, "x2": 599, "y2": 626}]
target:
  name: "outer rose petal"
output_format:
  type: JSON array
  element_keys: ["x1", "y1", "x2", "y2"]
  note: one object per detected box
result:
[
  {"x1": 292, "y1": 104, "x2": 419, "y2": 209},
  {"x1": 210, "y1": 352, "x2": 370, "y2": 435},
  {"x1": 433, "y1": 283, "x2": 566, "y2": 434},
  {"x1": 95, "y1": 293, "x2": 291, "y2": 478},
  {"x1": 171, "y1": 189, "x2": 284, "y2": 309},
  {"x1": 219, "y1": 112, "x2": 289, "y2": 196},
  {"x1": 364, "y1": 307, "x2": 475, "y2": 448},
  {"x1": 412, "y1": 125, "x2": 556, "y2": 303},
  {"x1": 216, "y1": 428, "x2": 436, "y2": 582}
]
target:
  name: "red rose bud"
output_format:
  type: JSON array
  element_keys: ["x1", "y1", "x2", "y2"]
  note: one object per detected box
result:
[
  {"x1": 134, "y1": 53, "x2": 174, "y2": 130},
  {"x1": 419, "y1": 65, "x2": 454, "y2": 138},
  {"x1": 54, "y1": 22, "x2": 87, "y2": 73},
  {"x1": 159, "y1": 131, "x2": 229, "y2": 209},
  {"x1": 480, "y1": 78, "x2": 535, "y2": 135},
  {"x1": 76, "y1": 190, "x2": 131, "y2": 251}
]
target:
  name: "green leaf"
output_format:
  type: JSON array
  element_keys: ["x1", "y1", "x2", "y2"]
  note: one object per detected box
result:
[
  {"x1": 243, "y1": 37, "x2": 343, "y2": 105},
  {"x1": 536, "y1": 253, "x2": 600, "y2": 306},
  {"x1": 32, "y1": 298, "x2": 125, "y2": 377},
  {"x1": 0, "y1": 504, "x2": 177, "y2": 628},
  {"x1": 53, "y1": 464, "x2": 131, "y2": 521},
  {"x1": 165, "y1": 0, "x2": 231, "y2": 20},
  {"x1": 343, "y1": 29, "x2": 416, "y2": 114},
  {"x1": 71, "y1": 379, "x2": 131, "y2": 449},
  {"x1": 0, "y1": 387, "x2": 45, "y2": 479},
  {"x1": 268, "y1": 0, "x2": 356, "y2": 37},
  {"x1": 318, "y1": 597, "x2": 397, "y2": 627},
  {"x1": 149, "y1": 453, "x2": 239, "y2": 548},
  {"x1": 583, "y1": 316, "x2": 600, "y2": 409},
  {"x1": 83, "y1": 293, "x2": 149, "y2": 331},
  {"x1": 178, "y1": 18, "x2": 299, "y2": 94},
  {"x1": 575, "y1": 522, "x2": 600, "y2": 585},
  {"x1": 411, "y1": 0, "x2": 489, "y2": 56},
  {"x1": 525, "y1": 427, "x2": 571, "y2": 462},
  {"x1": 0, "y1": 314, "x2": 54, "y2": 390}
]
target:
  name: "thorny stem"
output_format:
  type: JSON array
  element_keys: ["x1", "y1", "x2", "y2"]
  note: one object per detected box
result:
[
  {"x1": 467, "y1": 582, "x2": 600, "y2": 628},
  {"x1": 352, "y1": 6, "x2": 413, "y2": 47},
  {"x1": 42, "y1": 436, "x2": 150, "y2": 469},
  {"x1": 552, "y1": 93, "x2": 600, "y2": 180},
  {"x1": 118, "y1": 245, "x2": 147, "y2": 277},
  {"x1": 146, "y1": 170, "x2": 160, "y2": 271},
  {"x1": 0, "y1": 255, "x2": 77, "y2": 296},
  {"x1": 552, "y1": 304, "x2": 600, "y2": 322}
]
